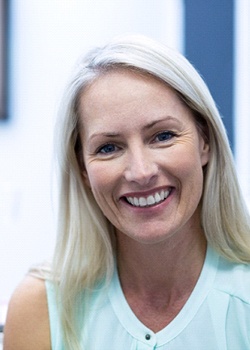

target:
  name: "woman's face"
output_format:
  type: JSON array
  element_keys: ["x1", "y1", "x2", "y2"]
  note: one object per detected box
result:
[{"x1": 79, "y1": 70, "x2": 210, "y2": 245}]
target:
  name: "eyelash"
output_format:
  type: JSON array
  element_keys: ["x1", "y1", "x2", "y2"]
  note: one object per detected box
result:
[
  {"x1": 153, "y1": 130, "x2": 177, "y2": 142},
  {"x1": 96, "y1": 130, "x2": 177, "y2": 155},
  {"x1": 97, "y1": 143, "x2": 119, "y2": 154}
]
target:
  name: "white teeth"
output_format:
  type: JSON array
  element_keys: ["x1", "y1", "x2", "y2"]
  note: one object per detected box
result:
[
  {"x1": 164, "y1": 190, "x2": 170, "y2": 198},
  {"x1": 147, "y1": 195, "x2": 155, "y2": 205},
  {"x1": 160, "y1": 190, "x2": 164, "y2": 200},
  {"x1": 139, "y1": 197, "x2": 147, "y2": 207},
  {"x1": 126, "y1": 189, "x2": 170, "y2": 207},
  {"x1": 134, "y1": 197, "x2": 139, "y2": 206},
  {"x1": 155, "y1": 192, "x2": 161, "y2": 203}
]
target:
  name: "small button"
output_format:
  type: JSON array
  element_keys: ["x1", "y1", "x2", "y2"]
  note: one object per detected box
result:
[{"x1": 145, "y1": 334, "x2": 151, "y2": 340}]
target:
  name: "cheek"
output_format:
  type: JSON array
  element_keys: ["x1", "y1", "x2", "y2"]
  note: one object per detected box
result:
[
  {"x1": 184, "y1": 168, "x2": 204, "y2": 209},
  {"x1": 85, "y1": 163, "x2": 114, "y2": 197},
  {"x1": 172, "y1": 152, "x2": 205, "y2": 193}
]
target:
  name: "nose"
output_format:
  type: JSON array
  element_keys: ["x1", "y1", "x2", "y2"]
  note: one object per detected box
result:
[{"x1": 124, "y1": 146, "x2": 158, "y2": 185}]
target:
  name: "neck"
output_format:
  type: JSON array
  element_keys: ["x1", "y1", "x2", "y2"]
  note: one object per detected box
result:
[{"x1": 116, "y1": 229, "x2": 207, "y2": 297}]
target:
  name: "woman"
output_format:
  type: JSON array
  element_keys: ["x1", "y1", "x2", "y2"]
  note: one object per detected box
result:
[{"x1": 4, "y1": 35, "x2": 250, "y2": 350}]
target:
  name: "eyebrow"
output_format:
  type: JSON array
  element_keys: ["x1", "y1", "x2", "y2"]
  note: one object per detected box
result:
[
  {"x1": 88, "y1": 116, "x2": 180, "y2": 141},
  {"x1": 143, "y1": 116, "x2": 179, "y2": 130},
  {"x1": 89, "y1": 132, "x2": 121, "y2": 142}
]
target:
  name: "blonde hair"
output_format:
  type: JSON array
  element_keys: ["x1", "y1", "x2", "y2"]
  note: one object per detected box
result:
[{"x1": 51, "y1": 35, "x2": 250, "y2": 349}]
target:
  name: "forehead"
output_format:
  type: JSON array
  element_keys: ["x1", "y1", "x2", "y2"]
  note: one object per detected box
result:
[
  {"x1": 79, "y1": 69, "x2": 185, "y2": 116},
  {"x1": 77, "y1": 69, "x2": 197, "y2": 139}
]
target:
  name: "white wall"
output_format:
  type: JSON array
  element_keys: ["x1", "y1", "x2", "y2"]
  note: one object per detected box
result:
[{"x1": 0, "y1": 0, "x2": 184, "y2": 323}]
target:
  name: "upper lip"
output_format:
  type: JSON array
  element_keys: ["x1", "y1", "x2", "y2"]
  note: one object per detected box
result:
[{"x1": 120, "y1": 186, "x2": 172, "y2": 199}]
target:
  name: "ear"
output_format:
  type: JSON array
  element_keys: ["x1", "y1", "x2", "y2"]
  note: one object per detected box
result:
[{"x1": 200, "y1": 137, "x2": 210, "y2": 167}]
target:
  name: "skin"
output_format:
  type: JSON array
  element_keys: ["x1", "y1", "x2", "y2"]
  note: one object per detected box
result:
[
  {"x1": 3, "y1": 276, "x2": 51, "y2": 350},
  {"x1": 80, "y1": 69, "x2": 210, "y2": 331},
  {"x1": 3, "y1": 69, "x2": 210, "y2": 347}
]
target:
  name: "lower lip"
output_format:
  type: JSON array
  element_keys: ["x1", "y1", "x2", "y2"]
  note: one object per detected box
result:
[{"x1": 122, "y1": 189, "x2": 174, "y2": 213}]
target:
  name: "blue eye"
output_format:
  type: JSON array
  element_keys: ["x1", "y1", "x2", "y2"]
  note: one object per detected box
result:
[
  {"x1": 98, "y1": 144, "x2": 117, "y2": 154},
  {"x1": 155, "y1": 131, "x2": 175, "y2": 142}
]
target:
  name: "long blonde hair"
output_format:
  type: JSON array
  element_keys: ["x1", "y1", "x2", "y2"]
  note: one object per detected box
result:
[{"x1": 51, "y1": 35, "x2": 250, "y2": 349}]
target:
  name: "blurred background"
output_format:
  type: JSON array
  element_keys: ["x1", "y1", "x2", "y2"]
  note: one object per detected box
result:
[{"x1": 0, "y1": 0, "x2": 249, "y2": 336}]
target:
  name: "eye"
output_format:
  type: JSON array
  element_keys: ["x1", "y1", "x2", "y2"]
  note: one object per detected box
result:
[
  {"x1": 97, "y1": 143, "x2": 118, "y2": 154},
  {"x1": 154, "y1": 131, "x2": 176, "y2": 142}
]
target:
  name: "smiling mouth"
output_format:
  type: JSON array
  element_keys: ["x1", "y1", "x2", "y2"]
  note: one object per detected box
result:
[{"x1": 124, "y1": 189, "x2": 171, "y2": 208}]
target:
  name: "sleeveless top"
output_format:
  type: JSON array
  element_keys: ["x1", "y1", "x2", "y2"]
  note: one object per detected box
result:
[{"x1": 45, "y1": 246, "x2": 250, "y2": 349}]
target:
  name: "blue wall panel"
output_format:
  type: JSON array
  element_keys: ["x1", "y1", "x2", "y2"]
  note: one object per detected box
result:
[{"x1": 185, "y1": 0, "x2": 234, "y2": 149}]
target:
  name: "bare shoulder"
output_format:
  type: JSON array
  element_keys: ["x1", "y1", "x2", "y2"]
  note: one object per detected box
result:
[{"x1": 3, "y1": 275, "x2": 51, "y2": 350}]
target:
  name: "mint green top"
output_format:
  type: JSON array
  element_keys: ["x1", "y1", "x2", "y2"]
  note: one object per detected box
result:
[{"x1": 45, "y1": 246, "x2": 250, "y2": 349}]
